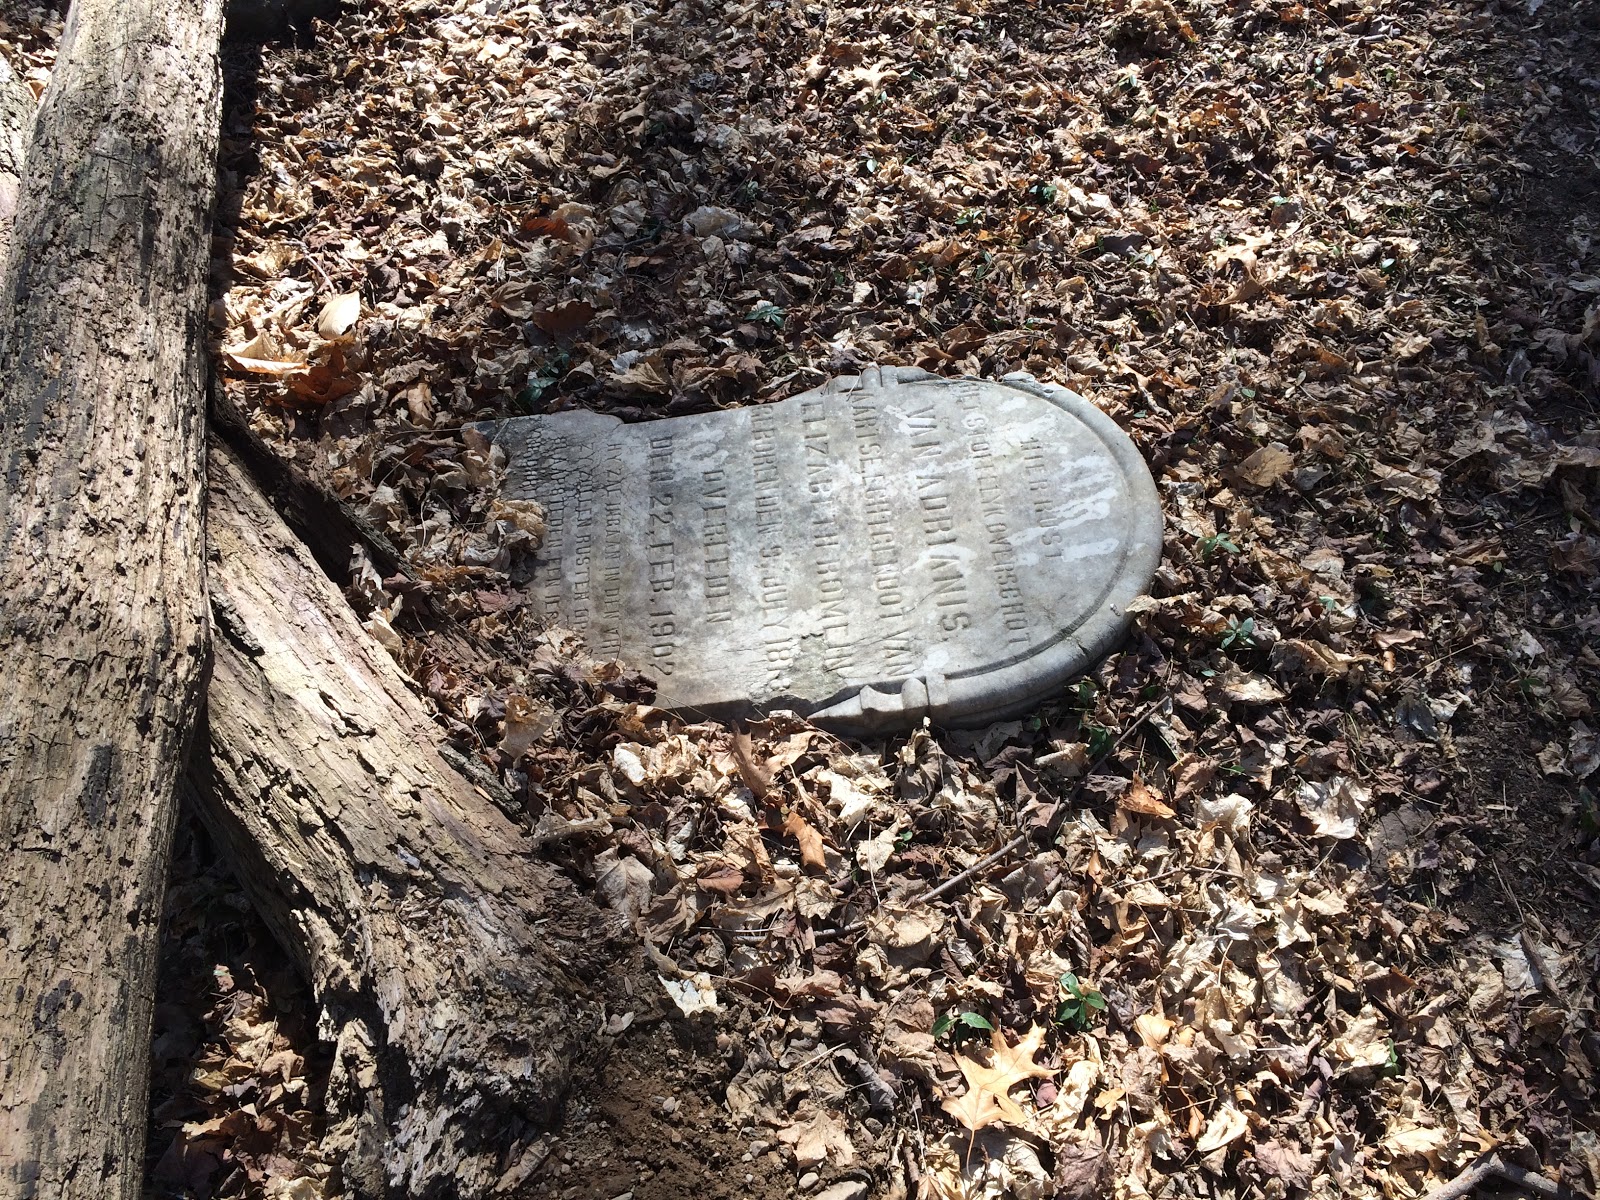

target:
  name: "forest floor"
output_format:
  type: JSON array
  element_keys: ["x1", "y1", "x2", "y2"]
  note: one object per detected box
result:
[{"x1": 6, "y1": 0, "x2": 1600, "y2": 1194}]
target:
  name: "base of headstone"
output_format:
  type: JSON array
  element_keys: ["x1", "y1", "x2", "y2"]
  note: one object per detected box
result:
[{"x1": 481, "y1": 366, "x2": 1163, "y2": 733}]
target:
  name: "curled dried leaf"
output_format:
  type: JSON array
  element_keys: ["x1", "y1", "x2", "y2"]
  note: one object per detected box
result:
[
  {"x1": 783, "y1": 810, "x2": 828, "y2": 874},
  {"x1": 1120, "y1": 777, "x2": 1176, "y2": 819},
  {"x1": 730, "y1": 729, "x2": 773, "y2": 799},
  {"x1": 315, "y1": 291, "x2": 362, "y2": 339}
]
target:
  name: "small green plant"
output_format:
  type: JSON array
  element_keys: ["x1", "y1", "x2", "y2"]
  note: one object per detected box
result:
[
  {"x1": 746, "y1": 301, "x2": 786, "y2": 328},
  {"x1": 516, "y1": 351, "x2": 569, "y2": 411},
  {"x1": 1221, "y1": 616, "x2": 1257, "y2": 650},
  {"x1": 1579, "y1": 786, "x2": 1598, "y2": 834},
  {"x1": 933, "y1": 1010, "x2": 994, "y2": 1046},
  {"x1": 1381, "y1": 1038, "x2": 1403, "y2": 1077},
  {"x1": 1053, "y1": 973, "x2": 1106, "y2": 1032},
  {"x1": 1084, "y1": 722, "x2": 1116, "y2": 759},
  {"x1": 1198, "y1": 533, "x2": 1240, "y2": 561}
]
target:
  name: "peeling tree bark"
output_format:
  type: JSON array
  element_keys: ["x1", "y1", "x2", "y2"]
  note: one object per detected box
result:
[
  {"x1": 191, "y1": 443, "x2": 623, "y2": 1200},
  {"x1": 0, "y1": 1, "x2": 224, "y2": 1196},
  {"x1": 0, "y1": 56, "x2": 31, "y2": 260}
]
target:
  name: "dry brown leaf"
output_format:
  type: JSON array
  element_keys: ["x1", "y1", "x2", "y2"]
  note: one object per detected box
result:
[
  {"x1": 783, "y1": 811, "x2": 828, "y2": 874},
  {"x1": 1233, "y1": 444, "x2": 1295, "y2": 488},
  {"x1": 988, "y1": 1025, "x2": 1055, "y2": 1087},
  {"x1": 944, "y1": 1025, "x2": 1055, "y2": 1131},
  {"x1": 940, "y1": 1084, "x2": 1010, "y2": 1134},
  {"x1": 730, "y1": 729, "x2": 772, "y2": 798},
  {"x1": 1120, "y1": 777, "x2": 1176, "y2": 819},
  {"x1": 315, "y1": 291, "x2": 361, "y2": 339}
]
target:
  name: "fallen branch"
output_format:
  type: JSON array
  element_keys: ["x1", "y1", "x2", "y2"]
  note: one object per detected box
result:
[
  {"x1": 1420, "y1": 1152, "x2": 1590, "y2": 1200},
  {"x1": 189, "y1": 441, "x2": 626, "y2": 1199}
]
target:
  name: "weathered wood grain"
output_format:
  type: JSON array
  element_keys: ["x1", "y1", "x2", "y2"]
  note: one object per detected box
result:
[
  {"x1": 193, "y1": 444, "x2": 622, "y2": 1199},
  {"x1": 0, "y1": 2, "x2": 224, "y2": 1195}
]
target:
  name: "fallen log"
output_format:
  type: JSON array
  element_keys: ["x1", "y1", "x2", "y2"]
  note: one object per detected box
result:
[
  {"x1": 191, "y1": 442, "x2": 624, "y2": 1199},
  {"x1": 0, "y1": 0, "x2": 224, "y2": 1194}
]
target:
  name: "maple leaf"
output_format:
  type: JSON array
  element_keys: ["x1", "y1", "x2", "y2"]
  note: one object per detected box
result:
[{"x1": 943, "y1": 1025, "x2": 1055, "y2": 1132}]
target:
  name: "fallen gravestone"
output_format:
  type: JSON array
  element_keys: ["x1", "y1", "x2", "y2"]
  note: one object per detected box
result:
[{"x1": 484, "y1": 366, "x2": 1162, "y2": 732}]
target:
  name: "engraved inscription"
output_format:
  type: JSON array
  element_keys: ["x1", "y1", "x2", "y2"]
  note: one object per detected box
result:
[
  {"x1": 645, "y1": 432, "x2": 676, "y2": 676},
  {"x1": 701, "y1": 467, "x2": 732, "y2": 625}
]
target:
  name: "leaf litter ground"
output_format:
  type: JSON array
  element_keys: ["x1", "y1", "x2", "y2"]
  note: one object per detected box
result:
[{"x1": 7, "y1": 0, "x2": 1600, "y2": 1192}]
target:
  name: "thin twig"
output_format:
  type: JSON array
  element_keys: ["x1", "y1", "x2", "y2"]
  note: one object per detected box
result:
[
  {"x1": 917, "y1": 834, "x2": 1031, "y2": 907},
  {"x1": 1419, "y1": 1152, "x2": 1588, "y2": 1200},
  {"x1": 283, "y1": 237, "x2": 337, "y2": 293}
]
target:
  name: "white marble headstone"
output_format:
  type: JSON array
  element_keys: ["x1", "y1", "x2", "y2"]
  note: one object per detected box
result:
[{"x1": 483, "y1": 366, "x2": 1162, "y2": 732}]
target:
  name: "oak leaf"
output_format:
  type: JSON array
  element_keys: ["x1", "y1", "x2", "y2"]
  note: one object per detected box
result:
[
  {"x1": 942, "y1": 1025, "x2": 1054, "y2": 1131},
  {"x1": 940, "y1": 1084, "x2": 1010, "y2": 1133}
]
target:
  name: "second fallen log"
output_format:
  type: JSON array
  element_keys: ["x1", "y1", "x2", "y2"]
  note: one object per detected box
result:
[{"x1": 192, "y1": 444, "x2": 624, "y2": 1200}]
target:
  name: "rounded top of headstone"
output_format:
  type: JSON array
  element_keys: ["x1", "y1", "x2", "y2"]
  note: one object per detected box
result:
[{"x1": 486, "y1": 366, "x2": 1163, "y2": 733}]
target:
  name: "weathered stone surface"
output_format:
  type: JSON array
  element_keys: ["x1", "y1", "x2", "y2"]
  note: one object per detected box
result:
[{"x1": 485, "y1": 366, "x2": 1162, "y2": 732}]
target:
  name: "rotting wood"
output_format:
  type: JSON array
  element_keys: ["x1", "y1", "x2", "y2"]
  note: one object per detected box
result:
[
  {"x1": 0, "y1": 1, "x2": 224, "y2": 1195},
  {"x1": 190, "y1": 442, "x2": 625, "y2": 1199}
]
